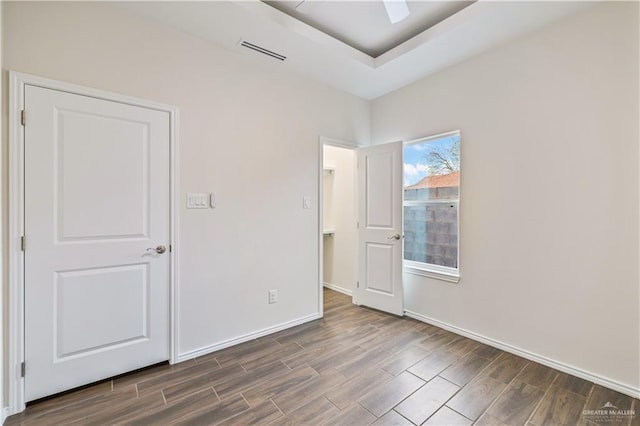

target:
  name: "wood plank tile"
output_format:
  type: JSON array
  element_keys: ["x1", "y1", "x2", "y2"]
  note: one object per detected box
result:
[
  {"x1": 580, "y1": 384, "x2": 635, "y2": 426},
  {"x1": 481, "y1": 352, "x2": 528, "y2": 384},
  {"x1": 218, "y1": 399, "x2": 283, "y2": 426},
  {"x1": 587, "y1": 383, "x2": 634, "y2": 408},
  {"x1": 444, "y1": 337, "x2": 481, "y2": 357},
  {"x1": 439, "y1": 353, "x2": 491, "y2": 387},
  {"x1": 281, "y1": 341, "x2": 343, "y2": 370},
  {"x1": 232, "y1": 340, "x2": 294, "y2": 367},
  {"x1": 370, "y1": 316, "x2": 401, "y2": 329},
  {"x1": 336, "y1": 347, "x2": 394, "y2": 379},
  {"x1": 475, "y1": 412, "x2": 510, "y2": 426},
  {"x1": 395, "y1": 376, "x2": 460, "y2": 425},
  {"x1": 113, "y1": 360, "x2": 196, "y2": 390},
  {"x1": 10, "y1": 290, "x2": 639, "y2": 426},
  {"x1": 271, "y1": 320, "x2": 324, "y2": 345},
  {"x1": 358, "y1": 371, "x2": 425, "y2": 417},
  {"x1": 20, "y1": 380, "x2": 113, "y2": 419},
  {"x1": 273, "y1": 369, "x2": 348, "y2": 414},
  {"x1": 553, "y1": 372, "x2": 593, "y2": 397},
  {"x1": 240, "y1": 342, "x2": 304, "y2": 371},
  {"x1": 380, "y1": 345, "x2": 430, "y2": 376},
  {"x1": 242, "y1": 365, "x2": 318, "y2": 407},
  {"x1": 136, "y1": 358, "x2": 225, "y2": 397},
  {"x1": 214, "y1": 360, "x2": 290, "y2": 399},
  {"x1": 297, "y1": 326, "x2": 359, "y2": 349},
  {"x1": 356, "y1": 325, "x2": 421, "y2": 352},
  {"x1": 446, "y1": 375, "x2": 507, "y2": 421},
  {"x1": 472, "y1": 344, "x2": 502, "y2": 361},
  {"x1": 423, "y1": 406, "x2": 472, "y2": 426},
  {"x1": 324, "y1": 367, "x2": 394, "y2": 409},
  {"x1": 516, "y1": 362, "x2": 559, "y2": 391},
  {"x1": 307, "y1": 344, "x2": 368, "y2": 374},
  {"x1": 375, "y1": 318, "x2": 421, "y2": 334},
  {"x1": 160, "y1": 361, "x2": 246, "y2": 402},
  {"x1": 276, "y1": 323, "x2": 331, "y2": 346},
  {"x1": 270, "y1": 396, "x2": 340, "y2": 426},
  {"x1": 172, "y1": 393, "x2": 250, "y2": 425},
  {"x1": 127, "y1": 388, "x2": 219, "y2": 425},
  {"x1": 407, "y1": 350, "x2": 458, "y2": 381},
  {"x1": 326, "y1": 314, "x2": 385, "y2": 333},
  {"x1": 323, "y1": 403, "x2": 377, "y2": 426},
  {"x1": 211, "y1": 338, "x2": 279, "y2": 365},
  {"x1": 419, "y1": 330, "x2": 462, "y2": 352},
  {"x1": 82, "y1": 390, "x2": 166, "y2": 424},
  {"x1": 22, "y1": 385, "x2": 138, "y2": 426},
  {"x1": 372, "y1": 410, "x2": 414, "y2": 425},
  {"x1": 412, "y1": 322, "x2": 441, "y2": 336},
  {"x1": 530, "y1": 384, "x2": 586, "y2": 426},
  {"x1": 486, "y1": 379, "x2": 545, "y2": 425},
  {"x1": 382, "y1": 330, "x2": 427, "y2": 354}
]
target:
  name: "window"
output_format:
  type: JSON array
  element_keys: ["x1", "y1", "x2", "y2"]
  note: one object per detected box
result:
[{"x1": 403, "y1": 131, "x2": 460, "y2": 282}]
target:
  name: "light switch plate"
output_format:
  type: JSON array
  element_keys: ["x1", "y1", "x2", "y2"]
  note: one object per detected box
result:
[
  {"x1": 303, "y1": 196, "x2": 311, "y2": 209},
  {"x1": 187, "y1": 193, "x2": 209, "y2": 209}
]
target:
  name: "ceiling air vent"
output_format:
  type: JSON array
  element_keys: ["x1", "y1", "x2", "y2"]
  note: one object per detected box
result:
[{"x1": 240, "y1": 40, "x2": 287, "y2": 61}]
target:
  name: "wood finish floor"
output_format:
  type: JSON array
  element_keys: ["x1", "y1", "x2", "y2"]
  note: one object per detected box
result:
[{"x1": 6, "y1": 289, "x2": 639, "y2": 425}]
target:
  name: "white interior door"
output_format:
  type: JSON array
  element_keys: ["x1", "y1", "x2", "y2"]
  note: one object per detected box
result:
[
  {"x1": 355, "y1": 142, "x2": 404, "y2": 316},
  {"x1": 24, "y1": 85, "x2": 170, "y2": 402}
]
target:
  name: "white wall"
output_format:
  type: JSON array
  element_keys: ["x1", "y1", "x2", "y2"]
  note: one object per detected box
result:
[
  {"x1": 322, "y1": 145, "x2": 356, "y2": 295},
  {"x1": 2, "y1": 0, "x2": 370, "y2": 366},
  {"x1": 372, "y1": 2, "x2": 639, "y2": 395}
]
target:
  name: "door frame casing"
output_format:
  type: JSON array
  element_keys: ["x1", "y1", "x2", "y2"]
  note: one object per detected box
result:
[
  {"x1": 8, "y1": 71, "x2": 180, "y2": 414},
  {"x1": 317, "y1": 136, "x2": 360, "y2": 314}
]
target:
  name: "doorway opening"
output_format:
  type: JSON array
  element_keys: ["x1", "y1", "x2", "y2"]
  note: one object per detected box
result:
[
  {"x1": 320, "y1": 141, "x2": 357, "y2": 311},
  {"x1": 319, "y1": 138, "x2": 405, "y2": 316}
]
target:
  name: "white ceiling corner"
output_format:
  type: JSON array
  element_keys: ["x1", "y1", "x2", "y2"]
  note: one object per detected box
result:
[{"x1": 114, "y1": 1, "x2": 597, "y2": 100}]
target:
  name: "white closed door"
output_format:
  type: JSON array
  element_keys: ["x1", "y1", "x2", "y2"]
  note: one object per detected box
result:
[
  {"x1": 24, "y1": 85, "x2": 170, "y2": 402},
  {"x1": 356, "y1": 142, "x2": 404, "y2": 316}
]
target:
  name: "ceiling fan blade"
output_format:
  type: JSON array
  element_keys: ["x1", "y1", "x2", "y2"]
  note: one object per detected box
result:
[{"x1": 383, "y1": 0, "x2": 410, "y2": 24}]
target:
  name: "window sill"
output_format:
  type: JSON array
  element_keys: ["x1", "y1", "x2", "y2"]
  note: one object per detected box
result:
[{"x1": 403, "y1": 263, "x2": 460, "y2": 283}]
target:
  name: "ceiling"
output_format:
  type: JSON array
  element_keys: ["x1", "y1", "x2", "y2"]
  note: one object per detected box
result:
[
  {"x1": 263, "y1": 1, "x2": 475, "y2": 58},
  {"x1": 115, "y1": 1, "x2": 596, "y2": 100}
]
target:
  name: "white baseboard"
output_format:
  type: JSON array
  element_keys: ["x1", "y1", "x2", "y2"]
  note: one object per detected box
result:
[
  {"x1": 405, "y1": 310, "x2": 640, "y2": 400},
  {"x1": 176, "y1": 313, "x2": 322, "y2": 363},
  {"x1": 323, "y1": 282, "x2": 352, "y2": 296},
  {"x1": 2, "y1": 406, "x2": 9, "y2": 423}
]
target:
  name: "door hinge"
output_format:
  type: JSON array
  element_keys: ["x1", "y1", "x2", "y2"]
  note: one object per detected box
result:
[
  {"x1": 357, "y1": 281, "x2": 360, "y2": 289},
  {"x1": 20, "y1": 236, "x2": 26, "y2": 251},
  {"x1": 21, "y1": 110, "x2": 25, "y2": 126},
  {"x1": 357, "y1": 221, "x2": 359, "y2": 229},
  {"x1": 21, "y1": 362, "x2": 25, "y2": 377}
]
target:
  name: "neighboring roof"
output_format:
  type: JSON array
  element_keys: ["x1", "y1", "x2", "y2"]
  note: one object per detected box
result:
[{"x1": 405, "y1": 171, "x2": 459, "y2": 190}]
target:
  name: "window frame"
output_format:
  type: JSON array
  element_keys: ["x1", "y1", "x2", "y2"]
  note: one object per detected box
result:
[{"x1": 403, "y1": 130, "x2": 461, "y2": 283}]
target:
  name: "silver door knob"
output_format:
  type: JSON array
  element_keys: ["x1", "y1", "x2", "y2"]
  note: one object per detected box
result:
[
  {"x1": 146, "y1": 245, "x2": 167, "y2": 254},
  {"x1": 387, "y1": 234, "x2": 401, "y2": 240}
]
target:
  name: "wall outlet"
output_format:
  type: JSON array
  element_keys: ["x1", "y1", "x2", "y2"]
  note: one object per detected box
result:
[{"x1": 268, "y1": 289, "x2": 278, "y2": 304}]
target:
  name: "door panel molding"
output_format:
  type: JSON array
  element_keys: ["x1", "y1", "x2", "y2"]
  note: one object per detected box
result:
[
  {"x1": 356, "y1": 141, "x2": 404, "y2": 316},
  {"x1": 8, "y1": 71, "x2": 180, "y2": 414}
]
